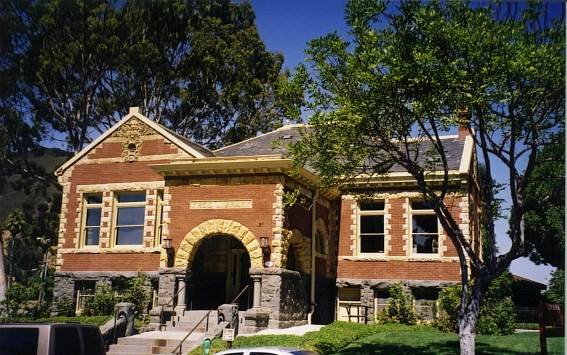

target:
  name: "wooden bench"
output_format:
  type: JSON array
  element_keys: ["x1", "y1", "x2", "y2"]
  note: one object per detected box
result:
[{"x1": 537, "y1": 301, "x2": 564, "y2": 355}]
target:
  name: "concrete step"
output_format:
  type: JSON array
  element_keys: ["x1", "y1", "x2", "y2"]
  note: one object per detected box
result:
[{"x1": 109, "y1": 337, "x2": 194, "y2": 355}]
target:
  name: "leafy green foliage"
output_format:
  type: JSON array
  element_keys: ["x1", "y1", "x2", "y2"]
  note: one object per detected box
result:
[
  {"x1": 121, "y1": 273, "x2": 152, "y2": 317},
  {"x1": 545, "y1": 269, "x2": 564, "y2": 305},
  {"x1": 281, "y1": 0, "x2": 563, "y2": 350},
  {"x1": 1, "y1": 283, "x2": 39, "y2": 317},
  {"x1": 82, "y1": 283, "x2": 116, "y2": 316},
  {"x1": 2, "y1": 0, "x2": 288, "y2": 152},
  {"x1": 477, "y1": 272, "x2": 516, "y2": 335},
  {"x1": 435, "y1": 284, "x2": 461, "y2": 332},
  {"x1": 381, "y1": 283, "x2": 417, "y2": 325},
  {"x1": 524, "y1": 135, "x2": 565, "y2": 269},
  {"x1": 54, "y1": 296, "x2": 76, "y2": 317}
]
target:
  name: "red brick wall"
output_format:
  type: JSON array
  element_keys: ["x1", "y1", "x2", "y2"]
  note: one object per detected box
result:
[
  {"x1": 61, "y1": 253, "x2": 159, "y2": 271},
  {"x1": 337, "y1": 194, "x2": 469, "y2": 282},
  {"x1": 167, "y1": 183, "x2": 277, "y2": 250},
  {"x1": 337, "y1": 260, "x2": 460, "y2": 281},
  {"x1": 62, "y1": 160, "x2": 166, "y2": 249},
  {"x1": 388, "y1": 198, "x2": 406, "y2": 256}
]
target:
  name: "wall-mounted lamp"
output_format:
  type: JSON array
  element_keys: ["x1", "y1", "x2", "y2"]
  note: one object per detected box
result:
[
  {"x1": 260, "y1": 237, "x2": 273, "y2": 267},
  {"x1": 162, "y1": 238, "x2": 174, "y2": 267}
]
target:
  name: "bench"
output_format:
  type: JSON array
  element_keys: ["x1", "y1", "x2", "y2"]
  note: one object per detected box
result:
[{"x1": 537, "y1": 301, "x2": 564, "y2": 355}]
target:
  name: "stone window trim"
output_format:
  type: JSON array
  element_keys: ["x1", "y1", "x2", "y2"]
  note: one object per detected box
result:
[
  {"x1": 79, "y1": 193, "x2": 103, "y2": 249},
  {"x1": 408, "y1": 201, "x2": 442, "y2": 259},
  {"x1": 356, "y1": 200, "x2": 388, "y2": 257},
  {"x1": 111, "y1": 191, "x2": 147, "y2": 248}
]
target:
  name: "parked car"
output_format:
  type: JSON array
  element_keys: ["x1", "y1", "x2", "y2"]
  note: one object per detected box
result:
[
  {"x1": 216, "y1": 348, "x2": 317, "y2": 355},
  {"x1": 0, "y1": 323, "x2": 106, "y2": 355}
]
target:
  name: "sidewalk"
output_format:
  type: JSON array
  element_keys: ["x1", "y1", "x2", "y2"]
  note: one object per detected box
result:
[{"x1": 239, "y1": 324, "x2": 324, "y2": 337}]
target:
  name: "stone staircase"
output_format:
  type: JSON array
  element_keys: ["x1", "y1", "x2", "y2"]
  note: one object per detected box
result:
[{"x1": 107, "y1": 310, "x2": 219, "y2": 355}]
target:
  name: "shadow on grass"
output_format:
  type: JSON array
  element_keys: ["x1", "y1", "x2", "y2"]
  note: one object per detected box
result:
[{"x1": 334, "y1": 338, "x2": 564, "y2": 355}]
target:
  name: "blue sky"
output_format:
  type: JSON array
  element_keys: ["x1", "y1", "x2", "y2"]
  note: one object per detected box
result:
[{"x1": 251, "y1": 0, "x2": 558, "y2": 284}]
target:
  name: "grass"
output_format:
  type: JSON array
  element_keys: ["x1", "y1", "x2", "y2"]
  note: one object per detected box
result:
[
  {"x1": 189, "y1": 322, "x2": 564, "y2": 355},
  {"x1": 0, "y1": 315, "x2": 112, "y2": 327}
]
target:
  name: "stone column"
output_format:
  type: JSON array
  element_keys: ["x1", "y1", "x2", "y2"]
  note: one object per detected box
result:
[
  {"x1": 174, "y1": 275, "x2": 187, "y2": 314},
  {"x1": 360, "y1": 282, "x2": 375, "y2": 323},
  {"x1": 252, "y1": 274, "x2": 262, "y2": 308}
]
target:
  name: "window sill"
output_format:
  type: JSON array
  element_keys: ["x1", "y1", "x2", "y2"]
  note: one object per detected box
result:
[{"x1": 60, "y1": 247, "x2": 161, "y2": 254}]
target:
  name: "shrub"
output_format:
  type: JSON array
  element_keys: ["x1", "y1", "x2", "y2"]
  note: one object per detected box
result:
[
  {"x1": 382, "y1": 283, "x2": 416, "y2": 325},
  {"x1": 1, "y1": 283, "x2": 38, "y2": 317},
  {"x1": 122, "y1": 273, "x2": 152, "y2": 318},
  {"x1": 478, "y1": 272, "x2": 516, "y2": 335},
  {"x1": 435, "y1": 284, "x2": 460, "y2": 332},
  {"x1": 302, "y1": 321, "x2": 377, "y2": 354},
  {"x1": 83, "y1": 283, "x2": 116, "y2": 316},
  {"x1": 545, "y1": 269, "x2": 564, "y2": 305},
  {"x1": 54, "y1": 296, "x2": 76, "y2": 317}
]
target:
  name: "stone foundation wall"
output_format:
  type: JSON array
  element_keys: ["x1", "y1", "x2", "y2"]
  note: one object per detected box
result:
[
  {"x1": 52, "y1": 271, "x2": 158, "y2": 315},
  {"x1": 251, "y1": 268, "x2": 308, "y2": 329}
]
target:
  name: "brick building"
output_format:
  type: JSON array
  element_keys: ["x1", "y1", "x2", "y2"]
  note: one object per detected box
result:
[{"x1": 53, "y1": 107, "x2": 479, "y2": 330}]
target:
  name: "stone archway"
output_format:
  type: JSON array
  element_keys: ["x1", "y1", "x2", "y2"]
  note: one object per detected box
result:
[{"x1": 174, "y1": 219, "x2": 263, "y2": 268}]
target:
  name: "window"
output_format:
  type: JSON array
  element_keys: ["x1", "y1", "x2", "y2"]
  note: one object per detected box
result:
[
  {"x1": 114, "y1": 192, "x2": 146, "y2": 245},
  {"x1": 358, "y1": 200, "x2": 385, "y2": 254},
  {"x1": 411, "y1": 201, "x2": 439, "y2": 255},
  {"x1": 82, "y1": 194, "x2": 102, "y2": 247}
]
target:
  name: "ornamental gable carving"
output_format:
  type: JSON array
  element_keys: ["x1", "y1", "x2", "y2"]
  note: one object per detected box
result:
[{"x1": 113, "y1": 118, "x2": 155, "y2": 162}]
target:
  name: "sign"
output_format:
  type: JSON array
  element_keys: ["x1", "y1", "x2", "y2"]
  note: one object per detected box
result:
[
  {"x1": 222, "y1": 328, "x2": 235, "y2": 342},
  {"x1": 190, "y1": 200, "x2": 253, "y2": 210}
]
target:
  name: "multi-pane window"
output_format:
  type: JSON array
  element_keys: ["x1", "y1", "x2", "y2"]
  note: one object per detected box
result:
[
  {"x1": 114, "y1": 192, "x2": 146, "y2": 245},
  {"x1": 358, "y1": 201, "x2": 385, "y2": 254},
  {"x1": 411, "y1": 201, "x2": 439, "y2": 254},
  {"x1": 82, "y1": 194, "x2": 102, "y2": 247}
]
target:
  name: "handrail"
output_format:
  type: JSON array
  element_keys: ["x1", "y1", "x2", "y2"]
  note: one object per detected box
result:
[
  {"x1": 171, "y1": 309, "x2": 213, "y2": 355},
  {"x1": 230, "y1": 284, "x2": 250, "y2": 304},
  {"x1": 159, "y1": 284, "x2": 187, "y2": 329}
]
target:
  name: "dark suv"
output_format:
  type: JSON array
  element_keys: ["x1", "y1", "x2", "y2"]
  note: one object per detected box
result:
[{"x1": 0, "y1": 323, "x2": 106, "y2": 355}]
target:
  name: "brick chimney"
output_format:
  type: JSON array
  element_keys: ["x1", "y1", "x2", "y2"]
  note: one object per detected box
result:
[{"x1": 457, "y1": 109, "x2": 469, "y2": 141}]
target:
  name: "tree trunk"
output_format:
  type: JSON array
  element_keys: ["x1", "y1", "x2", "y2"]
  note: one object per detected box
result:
[
  {"x1": 0, "y1": 233, "x2": 7, "y2": 304},
  {"x1": 459, "y1": 277, "x2": 487, "y2": 355}
]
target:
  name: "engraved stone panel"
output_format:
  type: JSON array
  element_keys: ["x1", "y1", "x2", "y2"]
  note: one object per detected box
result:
[{"x1": 189, "y1": 200, "x2": 253, "y2": 209}]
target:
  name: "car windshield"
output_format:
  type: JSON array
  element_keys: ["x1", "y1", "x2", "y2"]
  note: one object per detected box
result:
[{"x1": 0, "y1": 328, "x2": 39, "y2": 355}]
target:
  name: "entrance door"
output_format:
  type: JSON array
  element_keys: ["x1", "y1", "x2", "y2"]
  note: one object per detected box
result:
[{"x1": 226, "y1": 250, "x2": 244, "y2": 303}]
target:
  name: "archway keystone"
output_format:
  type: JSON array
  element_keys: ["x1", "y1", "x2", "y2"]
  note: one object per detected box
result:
[{"x1": 172, "y1": 219, "x2": 263, "y2": 268}]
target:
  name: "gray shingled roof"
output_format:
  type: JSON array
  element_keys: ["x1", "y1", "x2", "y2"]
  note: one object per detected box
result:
[{"x1": 214, "y1": 125, "x2": 465, "y2": 172}]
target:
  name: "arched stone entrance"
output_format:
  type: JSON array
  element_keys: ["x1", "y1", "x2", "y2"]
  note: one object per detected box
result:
[
  {"x1": 173, "y1": 219, "x2": 262, "y2": 269},
  {"x1": 171, "y1": 219, "x2": 262, "y2": 311},
  {"x1": 189, "y1": 235, "x2": 251, "y2": 310}
]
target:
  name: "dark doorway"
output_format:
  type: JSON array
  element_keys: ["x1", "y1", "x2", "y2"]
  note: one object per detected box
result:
[{"x1": 188, "y1": 235, "x2": 251, "y2": 310}]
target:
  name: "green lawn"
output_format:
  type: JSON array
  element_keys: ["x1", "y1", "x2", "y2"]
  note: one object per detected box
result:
[
  {"x1": 194, "y1": 322, "x2": 564, "y2": 355},
  {"x1": 337, "y1": 329, "x2": 564, "y2": 355},
  {"x1": 0, "y1": 315, "x2": 112, "y2": 326}
]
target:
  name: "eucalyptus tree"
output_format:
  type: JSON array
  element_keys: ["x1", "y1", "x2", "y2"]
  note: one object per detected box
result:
[{"x1": 281, "y1": 1, "x2": 564, "y2": 353}]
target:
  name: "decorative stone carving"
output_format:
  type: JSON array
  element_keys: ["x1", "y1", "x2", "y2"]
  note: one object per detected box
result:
[
  {"x1": 113, "y1": 118, "x2": 154, "y2": 162},
  {"x1": 172, "y1": 219, "x2": 262, "y2": 268}
]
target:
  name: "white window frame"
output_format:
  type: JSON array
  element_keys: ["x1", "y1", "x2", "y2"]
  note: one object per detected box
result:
[
  {"x1": 409, "y1": 201, "x2": 441, "y2": 258},
  {"x1": 357, "y1": 201, "x2": 387, "y2": 256},
  {"x1": 80, "y1": 193, "x2": 103, "y2": 249},
  {"x1": 112, "y1": 191, "x2": 147, "y2": 248}
]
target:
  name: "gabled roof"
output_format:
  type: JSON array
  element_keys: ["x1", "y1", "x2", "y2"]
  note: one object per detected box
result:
[
  {"x1": 55, "y1": 107, "x2": 213, "y2": 175},
  {"x1": 215, "y1": 124, "x2": 474, "y2": 176}
]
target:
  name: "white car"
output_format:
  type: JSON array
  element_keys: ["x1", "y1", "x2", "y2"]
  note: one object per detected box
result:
[{"x1": 216, "y1": 348, "x2": 317, "y2": 355}]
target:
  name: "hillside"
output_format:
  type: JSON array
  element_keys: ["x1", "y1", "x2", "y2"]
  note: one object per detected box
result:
[{"x1": 0, "y1": 147, "x2": 71, "y2": 224}]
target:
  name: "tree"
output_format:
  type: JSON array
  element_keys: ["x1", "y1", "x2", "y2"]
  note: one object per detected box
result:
[
  {"x1": 282, "y1": 1, "x2": 564, "y2": 353},
  {"x1": 545, "y1": 269, "x2": 564, "y2": 305},
  {"x1": 524, "y1": 134, "x2": 564, "y2": 269},
  {"x1": 3, "y1": 0, "x2": 288, "y2": 152}
]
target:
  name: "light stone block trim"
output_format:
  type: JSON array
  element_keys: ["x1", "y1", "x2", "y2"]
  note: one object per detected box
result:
[
  {"x1": 402, "y1": 198, "x2": 409, "y2": 255},
  {"x1": 159, "y1": 186, "x2": 171, "y2": 266},
  {"x1": 271, "y1": 182, "x2": 285, "y2": 267},
  {"x1": 173, "y1": 219, "x2": 262, "y2": 268},
  {"x1": 76, "y1": 181, "x2": 165, "y2": 193},
  {"x1": 55, "y1": 167, "x2": 74, "y2": 270}
]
